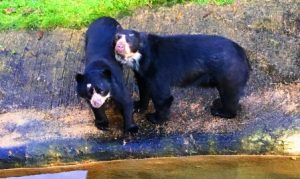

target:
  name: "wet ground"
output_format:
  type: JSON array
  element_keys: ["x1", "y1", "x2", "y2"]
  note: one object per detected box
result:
[
  {"x1": 1, "y1": 156, "x2": 300, "y2": 179},
  {"x1": 0, "y1": 0, "x2": 299, "y2": 169}
]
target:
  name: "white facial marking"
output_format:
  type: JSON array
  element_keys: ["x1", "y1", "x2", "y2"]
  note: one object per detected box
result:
[
  {"x1": 119, "y1": 35, "x2": 127, "y2": 49},
  {"x1": 90, "y1": 90, "x2": 110, "y2": 108},
  {"x1": 118, "y1": 35, "x2": 124, "y2": 40},
  {"x1": 87, "y1": 83, "x2": 92, "y2": 89},
  {"x1": 115, "y1": 34, "x2": 142, "y2": 70},
  {"x1": 115, "y1": 51, "x2": 142, "y2": 71}
]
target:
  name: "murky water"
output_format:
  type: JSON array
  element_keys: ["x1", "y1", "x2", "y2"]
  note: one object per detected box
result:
[{"x1": 1, "y1": 156, "x2": 300, "y2": 179}]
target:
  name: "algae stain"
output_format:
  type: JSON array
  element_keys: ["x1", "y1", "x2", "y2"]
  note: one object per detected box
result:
[
  {"x1": 0, "y1": 61, "x2": 6, "y2": 71},
  {"x1": 269, "y1": 38, "x2": 280, "y2": 47},
  {"x1": 0, "y1": 60, "x2": 12, "y2": 73},
  {"x1": 241, "y1": 128, "x2": 300, "y2": 155},
  {"x1": 241, "y1": 130, "x2": 276, "y2": 154},
  {"x1": 249, "y1": 17, "x2": 281, "y2": 32},
  {"x1": 159, "y1": 138, "x2": 178, "y2": 156},
  {"x1": 74, "y1": 144, "x2": 92, "y2": 159},
  {"x1": 207, "y1": 137, "x2": 217, "y2": 155},
  {"x1": 47, "y1": 147, "x2": 62, "y2": 161}
]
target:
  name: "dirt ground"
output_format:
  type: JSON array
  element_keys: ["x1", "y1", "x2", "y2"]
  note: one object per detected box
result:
[{"x1": 0, "y1": 0, "x2": 299, "y2": 168}]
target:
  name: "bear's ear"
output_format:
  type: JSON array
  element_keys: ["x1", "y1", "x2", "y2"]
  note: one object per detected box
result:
[
  {"x1": 102, "y1": 69, "x2": 111, "y2": 79},
  {"x1": 75, "y1": 73, "x2": 85, "y2": 82},
  {"x1": 116, "y1": 25, "x2": 123, "y2": 32}
]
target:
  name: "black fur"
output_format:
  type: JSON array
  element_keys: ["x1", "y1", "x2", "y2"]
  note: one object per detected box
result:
[
  {"x1": 114, "y1": 29, "x2": 250, "y2": 124},
  {"x1": 75, "y1": 17, "x2": 138, "y2": 133}
]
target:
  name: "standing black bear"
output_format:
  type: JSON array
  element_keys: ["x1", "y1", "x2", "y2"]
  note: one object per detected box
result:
[
  {"x1": 75, "y1": 17, "x2": 138, "y2": 133},
  {"x1": 114, "y1": 28, "x2": 250, "y2": 124}
]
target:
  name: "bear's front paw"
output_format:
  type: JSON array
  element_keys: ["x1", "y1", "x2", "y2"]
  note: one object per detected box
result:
[
  {"x1": 134, "y1": 101, "x2": 147, "y2": 113},
  {"x1": 95, "y1": 120, "x2": 109, "y2": 130},
  {"x1": 210, "y1": 107, "x2": 236, "y2": 119},
  {"x1": 146, "y1": 113, "x2": 166, "y2": 124},
  {"x1": 125, "y1": 124, "x2": 139, "y2": 134},
  {"x1": 212, "y1": 98, "x2": 222, "y2": 109}
]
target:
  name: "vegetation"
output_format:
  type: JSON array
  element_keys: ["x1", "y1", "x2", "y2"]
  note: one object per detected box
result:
[{"x1": 0, "y1": 0, "x2": 233, "y2": 30}]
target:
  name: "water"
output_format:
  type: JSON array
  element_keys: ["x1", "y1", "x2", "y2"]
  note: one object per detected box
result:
[
  {"x1": 1, "y1": 156, "x2": 300, "y2": 179},
  {"x1": 4, "y1": 171, "x2": 87, "y2": 179}
]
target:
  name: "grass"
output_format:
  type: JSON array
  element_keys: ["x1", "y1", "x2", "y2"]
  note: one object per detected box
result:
[{"x1": 0, "y1": 0, "x2": 233, "y2": 30}]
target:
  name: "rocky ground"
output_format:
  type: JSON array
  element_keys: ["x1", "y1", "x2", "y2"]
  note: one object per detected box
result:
[{"x1": 0, "y1": 0, "x2": 299, "y2": 168}]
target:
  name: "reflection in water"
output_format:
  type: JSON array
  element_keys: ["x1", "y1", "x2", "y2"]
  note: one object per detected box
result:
[
  {"x1": 1, "y1": 156, "x2": 300, "y2": 179},
  {"x1": 5, "y1": 171, "x2": 87, "y2": 179}
]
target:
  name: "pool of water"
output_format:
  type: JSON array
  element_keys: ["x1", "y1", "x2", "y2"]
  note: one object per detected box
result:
[{"x1": 1, "y1": 156, "x2": 300, "y2": 179}]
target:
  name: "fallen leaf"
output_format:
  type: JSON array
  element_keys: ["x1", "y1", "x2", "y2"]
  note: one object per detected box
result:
[
  {"x1": 203, "y1": 11, "x2": 213, "y2": 18},
  {"x1": 3, "y1": 7, "x2": 16, "y2": 15},
  {"x1": 176, "y1": 11, "x2": 183, "y2": 21},
  {"x1": 37, "y1": 31, "x2": 44, "y2": 40}
]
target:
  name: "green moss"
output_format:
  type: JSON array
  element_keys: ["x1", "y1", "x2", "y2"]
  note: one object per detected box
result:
[
  {"x1": 241, "y1": 128, "x2": 300, "y2": 155},
  {"x1": 241, "y1": 130, "x2": 276, "y2": 154},
  {"x1": 0, "y1": 60, "x2": 12, "y2": 73},
  {"x1": 0, "y1": 0, "x2": 234, "y2": 30},
  {"x1": 159, "y1": 138, "x2": 179, "y2": 156},
  {"x1": 249, "y1": 17, "x2": 282, "y2": 33},
  {"x1": 207, "y1": 137, "x2": 217, "y2": 155},
  {"x1": 0, "y1": 61, "x2": 5, "y2": 72}
]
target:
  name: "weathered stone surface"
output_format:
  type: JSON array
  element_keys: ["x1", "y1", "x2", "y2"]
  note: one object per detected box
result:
[
  {"x1": 120, "y1": 0, "x2": 300, "y2": 82},
  {"x1": 0, "y1": 0, "x2": 299, "y2": 169}
]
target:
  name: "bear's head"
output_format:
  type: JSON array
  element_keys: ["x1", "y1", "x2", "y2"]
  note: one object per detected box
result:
[
  {"x1": 114, "y1": 28, "x2": 142, "y2": 70},
  {"x1": 75, "y1": 69, "x2": 111, "y2": 108}
]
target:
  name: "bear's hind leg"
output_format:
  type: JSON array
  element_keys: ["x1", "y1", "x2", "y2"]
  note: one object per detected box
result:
[
  {"x1": 146, "y1": 82, "x2": 173, "y2": 124},
  {"x1": 146, "y1": 96, "x2": 174, "y2": 124},
  {"x1": 134, "y1": 71, "x2": 150, "y2": 113},
  {"x1": 211, "y1": 87, "x2": 240, "y2": 118}
]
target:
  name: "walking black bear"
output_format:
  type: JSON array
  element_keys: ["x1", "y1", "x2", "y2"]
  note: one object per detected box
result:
[
  {"x1": 75, "y1": 17, "x2": 138, "y2": 133},
  {"x1": 114, "y1": 28, "x2": 250, "y2": 124}
]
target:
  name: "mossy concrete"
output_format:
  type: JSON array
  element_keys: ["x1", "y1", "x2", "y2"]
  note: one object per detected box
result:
[{"x1": 0, "y1": 0, "x2": 299, "y2": 169}]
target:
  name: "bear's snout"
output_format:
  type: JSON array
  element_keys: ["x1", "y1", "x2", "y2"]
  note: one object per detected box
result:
[
  {"x1": 90, "y1": 93, "x2": 104, "y2": 108},
  {"x1": 115, "y1": 42, "x2": 125, "y2": 54}
]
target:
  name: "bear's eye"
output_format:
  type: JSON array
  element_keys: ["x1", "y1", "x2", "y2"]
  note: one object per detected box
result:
[
  {"x1": 115, "y1": 34, "x2": 122, "y2": 40},
  {"x1": 87, "y1": 87, "x2": 93, "y2": 96},
  {"x1": 100, "y1": 90, "x2": 109, "y2": 96},
  {"x1": 94, "y1": 88, "x2": 108, "y2": 96}
]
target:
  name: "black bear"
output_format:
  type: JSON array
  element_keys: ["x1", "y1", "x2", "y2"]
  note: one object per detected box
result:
[
  {"x1": 75, "y1": 17, "x2": 138, "y2": 133},
  {"x1": 114, "y1": 28, "x2": 250, "y2": 124}
]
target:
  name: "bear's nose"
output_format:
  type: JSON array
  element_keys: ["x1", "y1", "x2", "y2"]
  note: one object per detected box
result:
[
  {"x1": 90, "y1": 92, "x2": 104, "y2": 108},
  {"x1": 115, "y1": 43, "x2": 125, "y2": 54},
  {"x1": 92, "y1": 100, "x2": 101, "y2": 108}
]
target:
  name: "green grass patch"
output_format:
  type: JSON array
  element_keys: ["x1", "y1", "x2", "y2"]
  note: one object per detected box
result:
[{"x1": 0, "y1": 0, "x2": 233, "y2": 30}]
